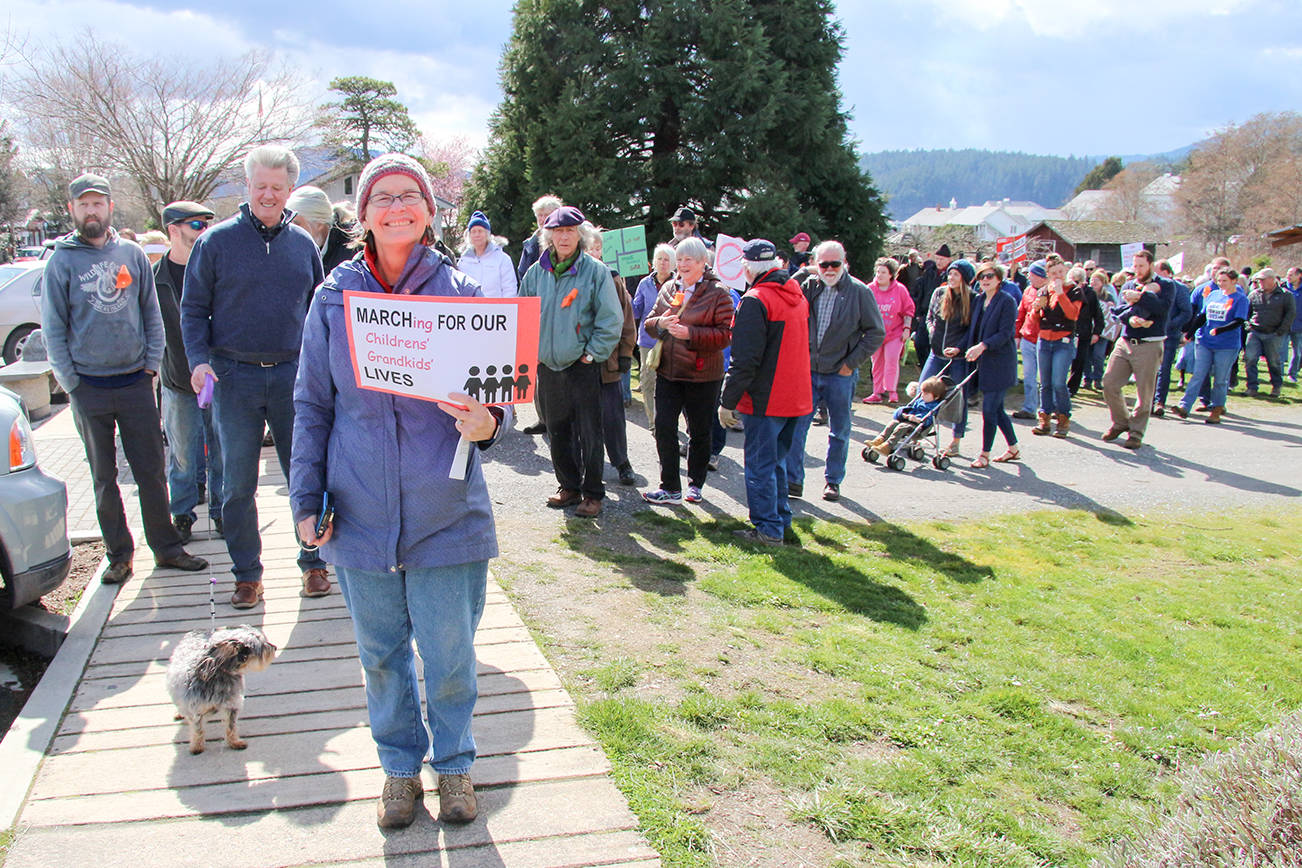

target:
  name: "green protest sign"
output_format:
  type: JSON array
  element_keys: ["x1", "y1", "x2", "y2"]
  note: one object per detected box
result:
[{"x1": 601, "y1": 224, "x2": 649, "y2": 277}]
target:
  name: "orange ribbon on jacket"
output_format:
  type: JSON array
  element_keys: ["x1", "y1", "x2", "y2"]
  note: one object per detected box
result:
[
  {"x1": 561, "y1": 287, "x2": 579, "y2": 307},
  {"x1": 115, "y1": 265, "x2": 132, "y2": 289}
]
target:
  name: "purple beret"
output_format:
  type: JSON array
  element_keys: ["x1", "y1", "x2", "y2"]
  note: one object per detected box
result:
[{"x1": 543, "y1": 205, "x2": 585, "y2": 229}]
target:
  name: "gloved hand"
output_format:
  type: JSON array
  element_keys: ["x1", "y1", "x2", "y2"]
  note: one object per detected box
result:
[{"x1": 717, "y1": 406, "x2": 742, "y2": 429}]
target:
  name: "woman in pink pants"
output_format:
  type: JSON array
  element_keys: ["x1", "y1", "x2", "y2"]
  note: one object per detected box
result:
[{"x1": 863, "y1": 258, "x2": 915, "y2": 404}]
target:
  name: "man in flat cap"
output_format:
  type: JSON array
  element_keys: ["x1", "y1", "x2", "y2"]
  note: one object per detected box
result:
[
  {"x1": 156, "y1": 200, "x2": 222, "y2": 543},
  {"x1": 718, "y1": 239, "x2": 812, "y2": 545},
  {"x1": 518, "y1": 205, "x2": 624, "y2": 518},
  {"x1": 42, "y1": 173, "x2": 208, "y2": 585}
]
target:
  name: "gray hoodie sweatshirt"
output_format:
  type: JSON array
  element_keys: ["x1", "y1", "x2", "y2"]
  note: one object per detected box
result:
[{"x1": 41, "y1": 230, "x2": 165, "y2": 393}]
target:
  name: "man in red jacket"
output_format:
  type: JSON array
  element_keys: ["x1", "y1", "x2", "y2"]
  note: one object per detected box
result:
[{"x1": 718, "y1": 239, "x2": 813, "y2": 545}]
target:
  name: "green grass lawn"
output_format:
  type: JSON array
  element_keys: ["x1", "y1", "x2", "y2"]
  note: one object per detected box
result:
[{"x1": 515, "y1": 505, "x2": 1302, "y2": 866}]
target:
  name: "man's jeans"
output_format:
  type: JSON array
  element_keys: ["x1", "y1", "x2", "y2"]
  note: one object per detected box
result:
[
  {"x1": 1036, "y1": 337, "x2": 1076, "y2": 416},
  {"x1": 160, "y1": 386, "x2": 222, "y2": 522},
  {"x1": 1154, "y1": 335, "x2": 1182, "y2": 408},
  {"x1": 335, "y1": 561, "x2": 487, "y2": 777},
  {"x1": 741, "y1": 413, "x2": 797, "y2": 540},
  {"x1": 1181, "y1": 343, "x2": 1238, "y2": 412},
  {"x1": 1019, "y1": 338, "x2": 1039, "y2": 413},
  {"x1": 785, "y1": 371, "x2": 856, "y2": 488},
  {"x1": 1284, "y1": 330, "x2": 1302, "y2": 379},
  {"x1": 211, "y1": 357, "x2": 325, "y2": 584},
  {"x1": 1244, "y1": 332, "x2": 1283, "y2": 390}
]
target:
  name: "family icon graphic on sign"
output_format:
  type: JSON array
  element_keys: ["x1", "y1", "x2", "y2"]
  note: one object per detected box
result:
[{"x1": 463, "y1": 364, "x2": 532, "y2": 404}]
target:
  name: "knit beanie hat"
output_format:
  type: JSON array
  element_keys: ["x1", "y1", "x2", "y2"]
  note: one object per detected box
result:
[
  {"x1": 355, "y1": 153, "x2": 437, "y2": 223},
  {"x1": 947, "y1": 258, "x2": 975, "y2": 284},
  {"x1": 466, "y1": 211, "x2": 491, "y2": 233},
  {"x1": 1029, "y1": 259, "x2": 1048, "y2": 279},
  {"x1": 286, "y1": 185, "x2": 334, "y2": 225}
]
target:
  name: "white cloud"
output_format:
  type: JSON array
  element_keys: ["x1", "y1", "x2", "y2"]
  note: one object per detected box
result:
[{"x1": 913, "y1": 0, "x2": 1258, "y2": 38}]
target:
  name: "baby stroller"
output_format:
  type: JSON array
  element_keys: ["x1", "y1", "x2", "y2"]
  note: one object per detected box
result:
[{"x1": 862, "y1": 361, "x2": 979, "y2": 472}]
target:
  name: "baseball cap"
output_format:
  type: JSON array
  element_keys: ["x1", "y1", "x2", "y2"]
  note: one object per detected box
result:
[{"x1": 69, "y1": 173, "x2": 111, "y2": 199}]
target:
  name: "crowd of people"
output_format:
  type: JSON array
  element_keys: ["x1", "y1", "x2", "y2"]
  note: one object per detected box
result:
[{"x1": 35, "y1": 144, "x2": 1300, "y2": 831}]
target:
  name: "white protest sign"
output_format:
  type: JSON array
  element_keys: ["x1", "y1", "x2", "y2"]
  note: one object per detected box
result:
[
  {"x1": 1166, "y1": 251, "x2": 1184, "y2": 274},
  {"x1": 1119, "y1": 242, "x2": 1145, "y2": 268},
  {"x1": 344, "y1": 291, "x2": 541, "y2": 406},
  {"x1": 714, "y1": 233, "x2": 747, "y2": 292}
]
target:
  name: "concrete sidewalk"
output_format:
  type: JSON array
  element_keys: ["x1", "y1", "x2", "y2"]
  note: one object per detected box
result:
[{"x1": 5, "y1": 411, "x2": 659, "y2": 867}]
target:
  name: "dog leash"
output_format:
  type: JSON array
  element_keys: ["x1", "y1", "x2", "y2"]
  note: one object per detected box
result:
[{"x1": 207, "y1": 547, "x2": 217, "y2": 632}]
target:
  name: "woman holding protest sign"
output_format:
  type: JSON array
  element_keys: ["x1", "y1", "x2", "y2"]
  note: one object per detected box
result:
[
  {"x1": 640, "y1": 236, "x2": 735, "y2": 505},
  {"x1": 290, "y1": 153, "x2": 511, "y2": 830}
]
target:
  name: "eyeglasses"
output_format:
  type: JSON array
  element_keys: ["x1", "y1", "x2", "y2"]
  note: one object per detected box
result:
[
  {"x1": 182, "y1": 219, "x2": 210, "y2": 231},
  {"x1": 367, "y1": 191, "x2": 425, "y2": 210},
  {"x1": 818, "y1": 261, "x2": 842, "y2": 270},
  {"x1": 978, "y1": 272, "x2": 998, "y2": 280}
]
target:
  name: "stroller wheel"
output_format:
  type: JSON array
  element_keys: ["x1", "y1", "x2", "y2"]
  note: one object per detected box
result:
[
  {"x1": 864, "y1": 447, "x2": 880, "y2": 464},
  {"x1": 887, "y1": 454, "x2": 906, "y2": 472},
  {"x1": 933, "y1": 455, "x2": 951, "y2": 471},
  {"x1": 908, "y1": 444, "x2": 926, "y2": 461}
]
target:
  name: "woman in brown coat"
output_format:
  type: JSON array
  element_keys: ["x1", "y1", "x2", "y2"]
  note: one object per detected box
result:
[{"x1": 640, "y1": 236, "x2": 735, "y2": 504}]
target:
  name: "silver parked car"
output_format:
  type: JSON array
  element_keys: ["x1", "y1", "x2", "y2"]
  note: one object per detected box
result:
[
  {"x1": 0, "y1": 385, "x2": 71, "y2": 609},
  {"x1": 0, "y1": 260, "x2": 45, "y2": 364}
]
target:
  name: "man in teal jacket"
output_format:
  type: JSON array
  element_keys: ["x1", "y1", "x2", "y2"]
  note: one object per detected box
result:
[{"x1": 518, "y1": 205, "x2": 623, "y2": 517}]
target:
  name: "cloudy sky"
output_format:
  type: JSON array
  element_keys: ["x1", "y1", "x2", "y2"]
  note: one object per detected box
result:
[{"x1": 5, "y1": 0, "x2": 1300, "y2": 159}]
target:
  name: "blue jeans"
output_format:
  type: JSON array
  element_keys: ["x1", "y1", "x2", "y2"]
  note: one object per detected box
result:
[
  {"x1": 1088, "y1": 340, "x2": 1109, "y2": 385},
  {"x1": 161, "y1": 386, "x2": 222, "y2": 522},
  {"x1": 1286, "y1": 330, "x2": 1302, "y2": 379},
  {"x1": 981, "y1": 389, "x2": 1017, "y2": 453},
  {"x1": 1243, "y1": 332, "x2": 1283, "y2": 390},
  {"x1": 918, "y1": 354, "x2": 967, "y2": 437},
  {"x1": 1018, "y1": 338, "x2": 1039, "y2": 413},
  {"x1": 1036, "y1": 337, "x2": 1076, "y2": 415},
  {"x1": 1154, "y1": 336, "x2": 1181, "y2": 408},
  {"x1": 335, "y1": 561, "x2": 487, "y2": 777},
  {"x1": 741, "y1": 413, "x2": 797, "y2": 539},
  {"x1": 210, "y1": 357, "x2": 325, "y2": 583},
  {"x1": 1180, "y1": 344, "x2": 1237, "y2": 411},
  {"x1": 785, "y1": 370, "x2": 856, "y2": 487}
]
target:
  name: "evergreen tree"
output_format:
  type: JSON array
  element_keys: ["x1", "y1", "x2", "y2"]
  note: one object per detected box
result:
[
  {"x1": 467, "y1": 0, "x2": 887, "y2": 266},
  {"x1": 318, "y1": 76, "x2": 419, "y2": 160},
  {"x1": 1074, "y1": 156, "x2": 1123, "y2": 195}
]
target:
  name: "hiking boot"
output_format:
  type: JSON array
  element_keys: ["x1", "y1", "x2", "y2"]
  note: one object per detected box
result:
[
  {"x1": 156, "y1": 551, "x2": 208, "y2": 571},
  {"x1": 1122, "y1": 434, "x2": 1143, "y2": 450},
  {"x1": 641, "y1": 488, "x2": 682, "y2": 505},
  {"x1": 1151, "y1": 403, "x2": 1165, "y2": 418},
  {"x1": 787, "y1": 482, "x2": 803, "y2": 498},
  {"x1": 1053, "y1": 414, "x2": 1070, "y2": 438},
  {"x1": 301, "y1": 568, "x2": 332, "y2": 597},
  {"x1": 684, "y1": 485, "x2": 703, "y2": 503},
  {"x1": 822, "y1": 482, "x2": 840, "y2": 502},
  {"x1": 1101, "y1": 425, "x2": 1127, "y2": 442},
  {"x1": 1172, "y1": 405, "x2": 1189, "y2": 419},
  {"x1": 546, "y1": 488, "x2": 581, "y2": 508},
  {"x1": 102, "y1": 561, "x2": 132, "y2": 585},
  {"x1": 1270, "y1": 386, "x2": 1282, "y2": 399},
  {"x1": 173, "y1": 514, "x2": 194, "y2": 544},
  {"x1": 437, "y1": 773, "x2": 477, "y2": 824},
  {"x1": 230, "y1": 582, "x2": 264, "y2": 609},
  {"x1": 618, "y1": 466, "x2": 637, "y2": 486},
  {"x1": 733, "y1": 528, "x2": 784, "y2": 546},
  {"x1": 1031, "y1": 411, "x2": 1051, "y2": 435},
  {"x1": 811, "y1": 409, "x2": 829, "y2": 426},
  {"x1": 377, "y1": 775, "x2": 423, "y2": 829},
  {"x1": 574, "y1": 497, "x2": 602, "y2": 518},
  {"x1": 1206, "y1": 406, "x2": 1225, "y2": 424}
]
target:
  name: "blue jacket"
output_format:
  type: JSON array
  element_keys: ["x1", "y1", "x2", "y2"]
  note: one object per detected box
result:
[
  {"x1": 182, "y1": 204, "x2": 324, "y2": 367},
  {"x1": 289, "y1": 245, "x2": 512, "y2": 572},
  {"x1": 1165, "y1": 279, "x2": 1193, "y2": 338},
  {"x1": 631, "y1": 272, "x2": 668, "y2": 349},
  {"x1": 967, "y1": 289, "x2": 1018, "y2": 393},
  {"x1": 1289, "y1": 282, "x2": 1302, "y2": 332}
]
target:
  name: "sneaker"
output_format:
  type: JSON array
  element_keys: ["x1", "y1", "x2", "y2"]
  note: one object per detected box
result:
[
  {"x1": 733, "y1": 528, "x2": 784, "y2": 546},
  {"x1": 301, "y1": 567, "x2": 332, "y2": 597},
  {"x1": 641, "y1": 488, "x2": 682, "y2": 505},
  {"x1": 377, "y1": 775, "x2": 423, "y2": 829},
  {"x1": 437, "y1": 773, "x2": 477, "y2": 824},
  {"x1": 230, "y1": 581, "x2": 263, "y2": 609},
  {"x1": 102, "y1": 561, "x2": 132, "y2": 585},
  {"x1": 822, "y1": 482, "x2": 840, "y2": 502},
  {"x1": 173, "y1": 514, "x2": 194, "y2": 544},
  {"x1": 684, "y1": 485, "x2": 703, "y2": 503},
  {"x1": 811, "y1": 410, "x2": 829, "y2": 426},
  {"x1": 707, "y1": 453, "x2": 720, "y2": 471},
  {"x1": 862, "y1": 393, "x2": 883, "y2": 404},
  {"x1": 1011, "y1": 410, "x2": 1035, "y2": 420},
  {"x1": 156, "y1": 551, "x2": 208, "y2": 571}
]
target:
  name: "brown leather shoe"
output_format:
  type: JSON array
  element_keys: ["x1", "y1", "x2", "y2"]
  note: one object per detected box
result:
[
  {"x1": 301, "y1": 567, "x2": 332, "y2": 597},
  {"x1": 574, "y1": 497, "x2": 602, "y2": 517},
  {"x1": 1122, "y1": 434, "x2": 1143, "y2": 450},
  {"x1": 1031, "y1": 411, "x2": 1051, "y2": 435},
  {"x1": 437, "y1": 773, "x2": 477, "y2": 824},
  {"x1": 1205, "y1": 406, "x2": 1225, "y2": 424},
  {"x1": 377, "y1": 775, "x2": 423, "y2": 829},
  {"x1": 230, "y1": 581, "x2": 263, "y2": 609},
  {"x1": 1101, "y1": 425, "x2": 1127, "y2": 442},
  {"x1": 1053, "y1": 414, "x2": 1069, "y2": 438},
  {"x1": 546, "y1": 488, "x2": 581, "y2": 508}
]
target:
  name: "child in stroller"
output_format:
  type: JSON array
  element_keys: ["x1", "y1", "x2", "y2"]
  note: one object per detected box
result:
[{"x1": 868, "y1": 376, "x2": 949, "y2": 457}]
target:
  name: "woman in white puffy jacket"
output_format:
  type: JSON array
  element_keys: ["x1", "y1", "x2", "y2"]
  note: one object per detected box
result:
[{"x1": 457, "y1": 210, "x2": 518, "y2": 297}]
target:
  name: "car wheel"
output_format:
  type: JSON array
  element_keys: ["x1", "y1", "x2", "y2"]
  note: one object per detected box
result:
[{"x1": 3, "y1": 325, "x2": 37, "y2": 364}]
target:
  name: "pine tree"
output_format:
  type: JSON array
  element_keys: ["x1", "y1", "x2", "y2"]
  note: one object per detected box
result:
[
  {"x1": 466, "y1": 0, "x2": 887, "y2": 266},
  {"x1": 318, "y1": 76, "x2": 420, "y2": 160},
  {"x1": 1074, "y1": 156, "x2": 1123, "y2": 195}
]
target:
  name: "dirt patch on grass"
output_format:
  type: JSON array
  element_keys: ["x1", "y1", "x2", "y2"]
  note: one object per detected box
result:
[{"x1": 701, "y1": 780, "x2": 842, "y2": 867}]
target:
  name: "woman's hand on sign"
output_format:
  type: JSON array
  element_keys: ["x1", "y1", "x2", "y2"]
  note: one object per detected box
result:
[{"x1": 440, "y1": 391, "x2": 498, "y2": 441}]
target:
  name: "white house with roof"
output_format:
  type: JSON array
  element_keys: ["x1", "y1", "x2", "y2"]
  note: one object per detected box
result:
[
  {"x1": 900, "y1": 199, "x2": 1065, "y2": 242},
  {"x1": 1062, "y1": 173, "x2": 1181, "y2": 227}
]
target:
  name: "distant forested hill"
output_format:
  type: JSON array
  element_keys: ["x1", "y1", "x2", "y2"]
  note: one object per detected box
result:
[{"x1": 861, "y1": 149, "x2": 1099, "y2": 219}]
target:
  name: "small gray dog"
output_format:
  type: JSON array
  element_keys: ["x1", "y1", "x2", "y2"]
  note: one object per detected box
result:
[{"x1": 166, "y1": 625, "x2": 277, "y2": 754}]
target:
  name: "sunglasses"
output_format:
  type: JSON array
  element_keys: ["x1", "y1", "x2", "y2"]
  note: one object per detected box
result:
[
  {"x1": 818, "y1": 260, "x2": 842, "y2": 270},
  {"x1": 978, "y1": 272, "x2": 999, "y2": 280},
  {"x1": 179, "y1": 219, "x2": 210, "y2": 231}
]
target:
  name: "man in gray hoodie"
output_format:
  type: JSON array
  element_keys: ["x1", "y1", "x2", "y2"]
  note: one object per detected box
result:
[{"x1": 41, "y1": 173, "x2": 207, "y2": 584}]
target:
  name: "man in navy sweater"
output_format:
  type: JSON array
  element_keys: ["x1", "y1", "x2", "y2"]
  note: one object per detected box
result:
[
  {"x1": 181, "y1": 146, "x2": 329, "y2": 608},
  {"x1": 1101, "y1": 249, "x2": 1174, "y2": 450}
]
